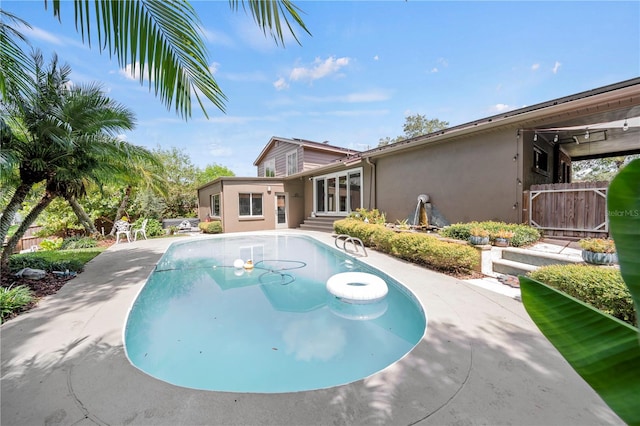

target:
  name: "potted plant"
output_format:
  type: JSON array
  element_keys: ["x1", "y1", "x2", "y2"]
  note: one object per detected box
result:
[
  {"x1": 493, "y1": 229, "x2": 515, "y2": 247},
  {"x1": 469, "y1": 227, "x2": 490, "y2": 245},
  {"x1": 578, "y1": 237, "x2": 617, "y2": 265}
]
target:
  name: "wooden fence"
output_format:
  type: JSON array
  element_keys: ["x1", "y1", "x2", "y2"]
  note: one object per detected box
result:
[
  {"x1": 5, "y1": 226, "x2": 46, "y2": 254},
  {"x1": 522, "y1": 181, "x2": 609, "y2": 239}
]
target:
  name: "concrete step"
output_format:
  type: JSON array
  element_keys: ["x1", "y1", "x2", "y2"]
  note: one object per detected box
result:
[
  {"x1": 299, "y1": 223, "x2": 334, "y2": 232},
  {"x1": 501, "y1": 247, "x2": 583, "y2": 267},
  {"x1": 492, "y1": 258, "x2": 538, "y2": 276}
]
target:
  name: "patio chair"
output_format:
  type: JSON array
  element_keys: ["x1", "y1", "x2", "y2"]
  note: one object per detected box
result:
[
  {"x1": 133, "y1": 219, "x2": 148, "y2": 241},
  {"x1": 114, "y1": 220, "x2": 131, "y2": 244}
]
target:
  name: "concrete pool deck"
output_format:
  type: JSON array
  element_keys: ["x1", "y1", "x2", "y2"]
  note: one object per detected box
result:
[{"x1": 1, "y1": 230, "x2": 623, "y2": 425}]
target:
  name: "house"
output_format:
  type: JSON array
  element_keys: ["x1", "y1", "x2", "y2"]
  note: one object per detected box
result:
[{"x1": 198, "y1": 78, "x2": 640, "y2": 235}]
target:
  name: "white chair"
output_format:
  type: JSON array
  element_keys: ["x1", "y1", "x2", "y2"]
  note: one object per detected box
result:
[
  {"x1": 114, "y1": 220, "x2": 131, "y2": 244},
  {"x1": 133, "y1": 219, "x2": 148, "y2": 241}
]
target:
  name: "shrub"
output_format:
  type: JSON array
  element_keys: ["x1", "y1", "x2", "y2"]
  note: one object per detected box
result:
[
  {"x1": 0, "y1": 285, "x2": 34, "y2": 323},
  {"x1": 578, "y1": 238, "x2": 616, "y2": 253},
  {"x1": 199, "y1": 221, "x2": 223, "y2": 234},
  {"x1": 529, "y1": 264, "x2": 635, "y2": 325},
  {"x1": 131, "y1": 218, "x2": 164, "y2": 237},
  {"x1": 61, "y1": 236, "x2": 98, "y2": 250},
  {"x1": 8, "y1": 248, "x2": 103, "y2": 273},
  {"x1": 439, "y1": 221, "x2": 541, "y2": 247},
  {"x1": 347, "y1": 208, "x2": 386, "y2": 224},
  {"x1": 333, "y1": 219, "x2": 478, "y2": 273},
  {"x1": 39, "y1": 237, "x2": 63, "y2": 251}
]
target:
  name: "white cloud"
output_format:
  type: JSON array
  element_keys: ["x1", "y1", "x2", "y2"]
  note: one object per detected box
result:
[
  {"x1": 491, "y1": 103, "x2": 512, "y2": 113},
  {"x1": 119, "y1": 62, "x2": 148, "y2": 81},
  {"x1": 209, "y1": 62, "x2": 220, "y2": 75},
  {"x1": 273, "y1": 77, "x2": 289, "y2": 91},
  {"x1": 437, "y1": 57, "x2": 449, "y2": 67},
  {"x1": 531, "y1": 63, "x2": 540, "y2": 71},
  {"x1": 289, "y1": 56, "x2": 351, "y2": 82},
  {"x1": 373, "y1": 55, "x2": 379, "y2": 61},
  {"x1": 201, "y1": 28, "x2": 234, "y2": 48},
  {"x1": 430, "y1": 67, "x2": 439, "y2": 73},
  {"x1": 552, "y1": 61, "x2": 562, "y2": 74}
]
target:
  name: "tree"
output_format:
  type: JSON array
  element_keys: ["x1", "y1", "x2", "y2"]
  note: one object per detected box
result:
[
  {"x1": 572, "y1": 155, "x2": 640, "y2": 182},
  {"x1": 1, "y1": 53, "x2": 160, "y2": 264},
  {"x1": 195, "y1": 163, "x2": 235, "y2": 187},
  {"x1": 152, "y1": 147, "x2": 199, "y2": 218},
  {"x1": 378, "y1": 114, "x2": 449, "y2": 147},
  {"x1": 1, "y1": 1, "x2": 310, "y2": 119}
]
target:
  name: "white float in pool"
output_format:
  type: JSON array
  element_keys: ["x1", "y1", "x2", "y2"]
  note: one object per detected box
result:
[{"x1": 326, "y1": 272, "x2": 388, "y2": 304}]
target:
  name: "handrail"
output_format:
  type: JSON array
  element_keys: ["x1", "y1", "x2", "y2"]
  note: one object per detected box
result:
[{"x1": 333, "y1": 234, "x2": 368, "y2": 257}]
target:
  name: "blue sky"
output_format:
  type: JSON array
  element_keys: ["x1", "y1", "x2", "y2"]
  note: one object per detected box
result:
[{"x1": 4, "y1": 1, "x2": 639, "y2": 176}]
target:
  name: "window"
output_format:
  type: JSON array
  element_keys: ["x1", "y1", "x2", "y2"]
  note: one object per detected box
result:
[
  {"x1": 286, "y1": 150, "x2": 298, "y2": 176},
  {"x1": 210, "y1": 193, "x2": 221, "y2": 217},
  {"x1": 239, "y1": 193, "x2": 263, "y2": 217},
  {"x1": 264, "y1": 158, "x2": 275, "y2": 177},
  {"x1": 533, "y1": 146, "x2": 548, "y2": 173}
]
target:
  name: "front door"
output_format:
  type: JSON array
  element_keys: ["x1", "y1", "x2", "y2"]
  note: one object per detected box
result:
[{"x1": 276, "y1": 193, "x2": 287, "y2": 228}]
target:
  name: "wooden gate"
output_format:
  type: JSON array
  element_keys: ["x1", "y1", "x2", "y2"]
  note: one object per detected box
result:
[{"x1": 522, "y1": 181, "x2": 609, "y2": 239}]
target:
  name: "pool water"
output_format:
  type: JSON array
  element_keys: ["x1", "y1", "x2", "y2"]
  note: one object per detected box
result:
[{"x1": 124, "y1": 234, "x2": 427, "y2": 393}]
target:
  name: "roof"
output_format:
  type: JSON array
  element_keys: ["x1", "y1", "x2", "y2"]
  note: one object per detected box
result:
[{"x1": 253, "y1": 136, "x2": 359, "y2": 166}]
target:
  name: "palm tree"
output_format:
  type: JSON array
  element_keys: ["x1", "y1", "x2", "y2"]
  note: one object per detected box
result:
[
  {"x1": 1, "y1": 83, "x2": 160, "y2": 265},
  {"x1": 1, "y1": 1, "x2": 310, "y2": 118},
  {"x1": 0, "y1": 51, "x2": 72, "y2": 246}
]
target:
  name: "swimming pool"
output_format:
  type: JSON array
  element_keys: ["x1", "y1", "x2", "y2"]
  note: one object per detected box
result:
[{"x1": 124, "y1": 234, "x2": 427, "y2": 393}]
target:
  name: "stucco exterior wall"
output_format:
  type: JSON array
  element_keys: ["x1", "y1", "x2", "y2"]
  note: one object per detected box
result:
[{"x1": 374, "y1": 129, "x2": 522, "y2": 224}]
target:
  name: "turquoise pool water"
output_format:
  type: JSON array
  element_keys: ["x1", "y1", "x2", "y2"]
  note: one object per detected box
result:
[{"x1": 124, "y1": 234, "x2": 427, "y2": 393}]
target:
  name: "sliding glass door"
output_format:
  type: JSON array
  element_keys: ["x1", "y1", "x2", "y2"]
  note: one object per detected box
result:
[{"x1": 313, "y1": 168, "x2": 362, "y2": 216}]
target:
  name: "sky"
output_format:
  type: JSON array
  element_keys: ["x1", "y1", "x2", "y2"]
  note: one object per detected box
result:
[{"x1": 4, "y1": 1, "x2": 639, "y2": 176}]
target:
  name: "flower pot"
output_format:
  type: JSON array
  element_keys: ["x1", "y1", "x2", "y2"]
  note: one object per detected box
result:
[
  {"x1": 469, "y1": 235, "x2": 489, "y2": 245},
  {"x1": 494, "y1": 237, "x2": 509, "y2": 247},
  {"x1": 581, "y1": 250, "x2": 618, "y2": 265}
]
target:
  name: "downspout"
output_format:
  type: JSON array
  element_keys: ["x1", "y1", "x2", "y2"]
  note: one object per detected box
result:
[{"x1": 365, "y1": 157, "x2": 376, "y2": 209}]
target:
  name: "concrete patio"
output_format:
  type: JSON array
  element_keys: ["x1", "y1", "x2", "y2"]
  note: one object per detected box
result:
[{"x1": 1, "y1": 230, "x2": 623, "y2": 425}]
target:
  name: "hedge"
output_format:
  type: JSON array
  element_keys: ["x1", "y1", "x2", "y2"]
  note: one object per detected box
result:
[
  {"x1": 334, "y1": 219, "x2": 478, "y2": 273},
  {"x1": 439, "y1": 221, "x2": 541, "y2": 247},
  {"x1": 529, "y1": 264, "x2": 635, "y2": 325},
  {"x1": 199, "y1": 221, "x2": 223, "y2": 234}
]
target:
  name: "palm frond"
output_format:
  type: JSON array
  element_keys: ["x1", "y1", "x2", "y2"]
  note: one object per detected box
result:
[{"x1": 48, "y1": 0, "x2": 227, "y2": 119}]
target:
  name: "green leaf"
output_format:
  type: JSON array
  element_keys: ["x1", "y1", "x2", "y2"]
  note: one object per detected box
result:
[
  {"x1": 608, "y1": 158, "x2": 640, "y2": 330},
  {"x1": 520, "y1": 276, "x2": 640, "y2": 425}
]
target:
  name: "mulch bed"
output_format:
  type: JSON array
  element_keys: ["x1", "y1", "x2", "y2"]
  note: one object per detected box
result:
[{"x1": 1, "y1": 238, "x2": 116, "y2": 323}]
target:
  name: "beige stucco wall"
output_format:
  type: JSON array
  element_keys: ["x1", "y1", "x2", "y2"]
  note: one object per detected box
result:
[{"x1": 373, "y1": 129, "x2": 523, "y2": 224}]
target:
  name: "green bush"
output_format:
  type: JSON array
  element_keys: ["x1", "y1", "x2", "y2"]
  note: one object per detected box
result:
[
  {"x1": 347, "y1": 208, "x2": 386, "y2": 225},
  {"x1": 529, "y1": 264, "x2": 635, "y2": 325},
  {"x1": 39, "y1": 237, "x2": 63, "y2": 251},
  {"x1": 8, "y1": 248, "x2": 104, "y2": 273},
  {"x1": 333, "y1": 219, "x2": 478, "y2": 273},
  {"x1": 199, "y1": 221, "x2": 223, "y2": 234},
  {"x1": 439, "y1": 221, "x2": 541, "y2": 247},
  {"x1": 61, "y1": 236, "x2": 98, "y2": 250},
  {"x1": 131, "y1": 218, "x2": 164, "y2": 237},
  {"x1": 0, "y1": 285, "x2": 34, "y2": 323}
]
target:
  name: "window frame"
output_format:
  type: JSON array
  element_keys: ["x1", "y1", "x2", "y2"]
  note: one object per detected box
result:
[
  {"x1": 533, "y1": 145, "x2": 549, "y2": 176},
  {"x1": 238, "y1": 192, "x2": 264, "y2": 217},
  {"x1": 286, "y1": 149, "x2": 298, "y2": 176},
  {"x1": 210, "y1": 193, "x2": 221, "y2": 217},
  {"x1": 264, "y1": 158, "x2": 276, "y2": 177}
]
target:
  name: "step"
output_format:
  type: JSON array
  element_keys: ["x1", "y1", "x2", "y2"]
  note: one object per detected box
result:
[
  {"x1": 492, "y1": 258, "x2": 538, "y2": 276},
  {"x1": 501, "y1": 247, "x2": 583, "y2": 267},
  {"x1": 299, "y1": 223, "x2": 334, "y2": 232}
]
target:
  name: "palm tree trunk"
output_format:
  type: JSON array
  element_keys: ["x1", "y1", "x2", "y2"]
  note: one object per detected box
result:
[
  {"x1": 0, "y1": 183, "x2": 33, "y2": 251},
  {"x1": 109, "y1": 185, "x2": 132, "y2": 236},
  {"x1": 0, "y1": 190, "x2": 56, "y2": 268},
  {"x1": 66, "y1": 195, "x2": 98, "y2": 235}
]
